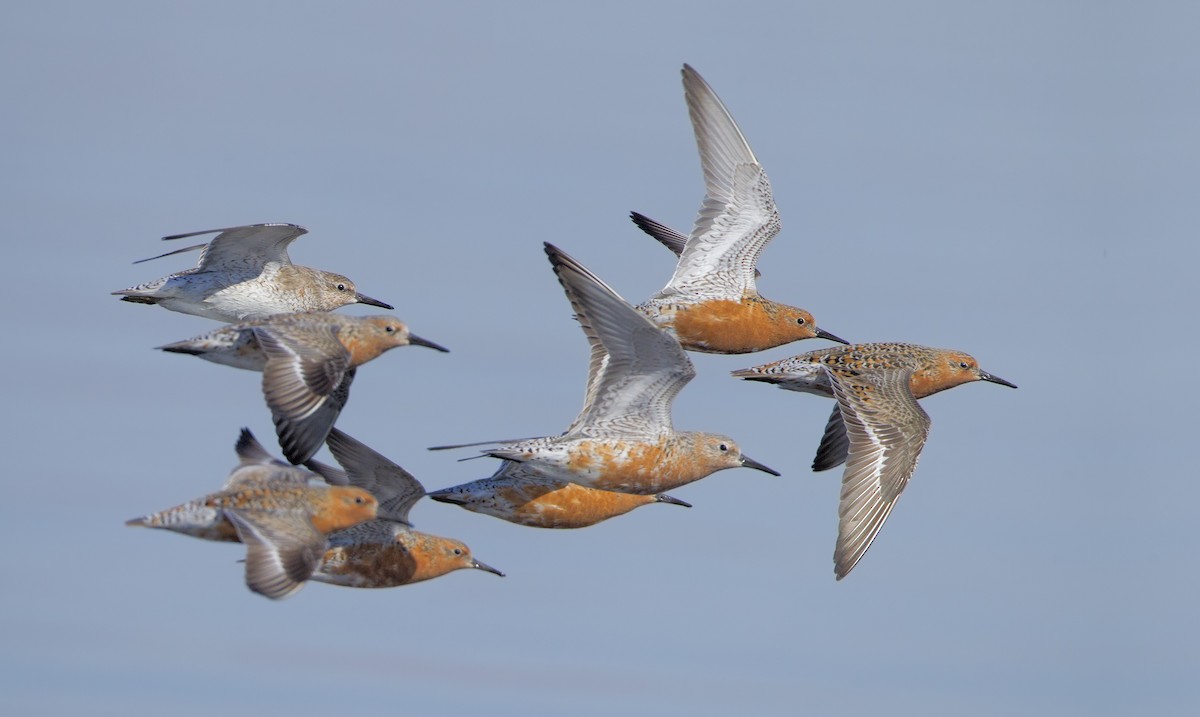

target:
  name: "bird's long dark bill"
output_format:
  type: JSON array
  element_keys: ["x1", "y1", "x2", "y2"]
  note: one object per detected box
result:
[
  {"x1": 816, "y1": 328, "x2": 850, "y2": 345},
  {"x1": 979, "y1": 371, "x2": 1017, "y2": 389},
  {"x1": 740, "y1": 454, "x2": 781, "y2": 476},
  {"x1": 355, "y1": 292, "x2": 395, "y2": 310},
  {"x1": 656, "y1": 494, "x2": 693, "y2": 508},
  {"x1": 472, "y1": 559, "x2": 505, "y2": 577},
  {"x1": 409, "y1": 333, "x2": 450, "y2": 353},
  {"x1": 425, "y1": 489, "x2": 464, "y2": 505}
]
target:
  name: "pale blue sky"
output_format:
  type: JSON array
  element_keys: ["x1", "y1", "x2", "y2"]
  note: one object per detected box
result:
[{"x1": 2, "y1": 2, "x2": 1197, "y2": 715}]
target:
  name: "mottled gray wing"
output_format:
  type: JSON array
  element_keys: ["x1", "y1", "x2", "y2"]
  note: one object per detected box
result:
[
  {"x1": 826, "y1": 367, "x2": 930, "y2": 580},
  {"x1": 225, "y1": 509, "x2": 324, "y2": 600},
  {"x1": 661, "y1": 65, "x2": 779, "y2": 300},
  {"x1": 166, "y1": 223, "x2": 307, "y2": 272},
  {"x1": 812, "y1": 405, "x2": 850, "y2": 472},
  {"x1": 255, "y1": 324, "x2": 353, "y2": 465},
  {"x1": 322, "y1": 428, "x2": 424, "y2": 525},
  {"x1": 545, "y1": 243, "x2": 694, "y2": 438}
]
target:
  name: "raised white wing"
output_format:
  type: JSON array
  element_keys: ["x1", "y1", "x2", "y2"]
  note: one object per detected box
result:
[
  {"x1": 545, "y1": 243, "x2": 694, "y2": 438},
  {"x1": 631, "y1": 211, "x2": 761, "y2": 279},
  {"x1": 660, "y1": 65, "x2": 780, "y2": 300}
]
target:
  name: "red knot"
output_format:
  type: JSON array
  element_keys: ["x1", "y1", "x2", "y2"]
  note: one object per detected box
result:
[
  {"x1": 427, "y1": 460, "x2": 691, "y2": 529},
  {"x1": 125, "y1": 429, "x2": 378, "y2": 599},
  {"x1": 733, "y1": 342, "x2": 1016, "y2": 579},
  {"x1": 432, "y1": 242, "x2": 778, "y2": 495},
  {"x1": 113, "y1": 223, "x2": 392, "y2": 322},
  {"x1": 304, "y1": 428, "x2": 503, "y2": 587},
  {"x1": 629, "y1": 65, "x2": 845, "y2": 354}
]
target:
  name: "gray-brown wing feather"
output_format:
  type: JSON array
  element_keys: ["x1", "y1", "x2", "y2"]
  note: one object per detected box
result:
[
  {"x1": 812, "y1": 405, "x2": 850, "y2": 472},
  {"x1": 827, "y1": 367, "x2": 930, "y2": 580},
  {"x1": 323, "y1": 427, "x2": 424, "y2": 525},
  {"x1": 234, "y1": 428, "x2": 277, "y2": 465},
  {"x1": 304, "y1": 459, "x2": 350, "y2": 486},
  {"x1": 225, "y1": 509, "x2": 324, "y2": 600},
  {"x1": 169, "y1": 223, "x2": 307, "y2": 272},
  {"x1": 630, "y1": 211, "x2": 688, "y2": 257},
  {"x1": 255, "y1": 325, "x2": 353, "y2": 464}
]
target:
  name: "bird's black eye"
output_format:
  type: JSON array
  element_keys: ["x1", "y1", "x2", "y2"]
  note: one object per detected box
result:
[
  {"x1": 354, "y1": 496, "x2": 365, "y2": 504},
  {"x1": 796, "y1": 317, "x2": 806, "y2": 325},
  {"x1": 719, "y1": 443, "x2": 728, "y2": 452},
  {"x1": 336, "y1": 283, "x2": 347, "y2": 291},
  {"x1": 453, "y1": 548, "x2": 463, "y2": 555},
  {"x1": 384, "y1": 325, "x2": 395, "y2": 333},
  {"x1": 959, "y1": 361, "x2": 969, "y2": 369}
]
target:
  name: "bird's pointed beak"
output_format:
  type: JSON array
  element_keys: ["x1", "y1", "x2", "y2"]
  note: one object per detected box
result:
[
  {"x1": 355, "y1": 292, "x2": 394, "y2": 310},
  {"x1": 656, "y1": 494, "x2": 693, "y2": 508},
  {"x1": 816, "y1": 327, "x2": 850, "y2": 345},
  {"x1": 979, "y1": 370, "x2": 1017, "y2": 389},
  {"x1": 425, "y1": 489, "x2": 465, "y2": 505},
  {"x1": 408, "y1": 333, "x2": 450, "y2": 353},
  {"x1": 740, "y1": 454, "x2": 781, "y2": 476},
  {"x1": 472, "y1": 559, "x2": 505, "y2": 577}
]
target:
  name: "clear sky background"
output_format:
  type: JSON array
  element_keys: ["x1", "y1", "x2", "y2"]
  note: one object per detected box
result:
[{"x1": 2, "y1": 2, "x2": 1196, "y2": 715}]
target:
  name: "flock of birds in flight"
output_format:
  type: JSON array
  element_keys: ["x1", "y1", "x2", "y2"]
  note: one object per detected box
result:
[{"x1": 118, "y1": 64, "x2": 1015, "y2": 599}]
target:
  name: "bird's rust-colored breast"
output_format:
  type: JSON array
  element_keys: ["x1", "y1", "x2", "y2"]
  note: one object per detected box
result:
[
  {"x1": 670, "y1": 299, "x2": 797, "y2": 353},
  {"x1": 506, "y1": 482, "x2": 658, "y2": 529}
]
